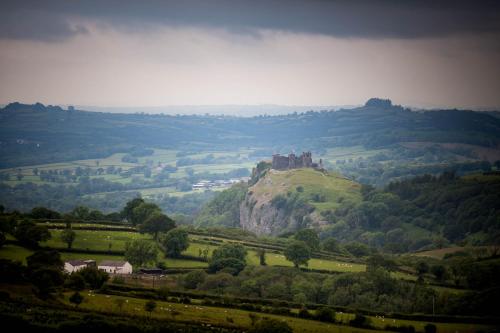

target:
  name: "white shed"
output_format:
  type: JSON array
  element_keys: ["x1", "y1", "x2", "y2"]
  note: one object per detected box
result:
[
  {"x1": 64, "y1": 259, "x2": 96, "y2": 273},
  {"x1": 98, "y1": 260, "x2": 133, "y2": 274}
]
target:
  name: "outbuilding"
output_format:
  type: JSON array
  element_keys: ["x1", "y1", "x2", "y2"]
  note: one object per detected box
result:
[{"x1": 98, "y1": 260, "x2": 133, "y2": 274}]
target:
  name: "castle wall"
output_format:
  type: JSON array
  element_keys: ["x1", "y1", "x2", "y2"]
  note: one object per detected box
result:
[{"x1": 272, "y1": 152, "x2": 317, "y2": 170}]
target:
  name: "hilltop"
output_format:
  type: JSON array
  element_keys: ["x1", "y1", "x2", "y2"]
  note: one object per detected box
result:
[{"x1": 241, "y1": 168, "x2": 361, "y2": 235}]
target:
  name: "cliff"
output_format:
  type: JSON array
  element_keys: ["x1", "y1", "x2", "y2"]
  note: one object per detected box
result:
[{"x1": 239, "y1": 168, "x2": 362, "y2": 236}]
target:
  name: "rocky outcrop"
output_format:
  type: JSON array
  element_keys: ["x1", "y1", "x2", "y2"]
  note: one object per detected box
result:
[{"x1": 239, "y1": 170, "x2": 311, "y2": 236}]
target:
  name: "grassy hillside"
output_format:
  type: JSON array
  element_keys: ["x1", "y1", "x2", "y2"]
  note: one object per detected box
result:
[{"x1": 251, "y1": 168, "x2": 362, "y2": 214}]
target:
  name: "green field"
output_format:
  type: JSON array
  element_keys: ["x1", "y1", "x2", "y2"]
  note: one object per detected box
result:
[
  {"x1": 61, "y1": 291, "x2": 492, "y2": 333},
  {"x1": 3, "y1": 228, "x2": 371, "y2": 273},
  {"x1": 43, "y1": 230, "x2": 150, "y2": 251},
  {"x1": 61, "y1": 291, "x2": 368, "y2": 333}
]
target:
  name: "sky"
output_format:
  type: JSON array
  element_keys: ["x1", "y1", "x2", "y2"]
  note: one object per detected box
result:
[{"x1": 1, "y1": 0, "x2": 500, "y2": 112}]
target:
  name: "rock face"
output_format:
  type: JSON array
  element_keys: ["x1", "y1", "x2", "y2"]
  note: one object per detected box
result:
[
  {"x1": 239, "y1": 169, "x2": 309, "y2": 236},
  {"x1": 240, "y1": 192, "x2": 300, "y2": 236}
]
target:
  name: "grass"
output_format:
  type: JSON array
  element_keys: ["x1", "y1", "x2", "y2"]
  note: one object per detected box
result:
[
  {"x1": 62, "y1": 291, "x2": 372, "y2": 333},
  {"x1": 0, "y1": 243, "x2": 207, "y2": 268},
  {"x1": 251, "y1": 168, "x2": 362, "y2": 213},
  {"x1": 42, "y1": 230, "x2": 150, "y2": 252},
  {"x1": 62, "y1": 291, "x2": 493, "y2": 333}
]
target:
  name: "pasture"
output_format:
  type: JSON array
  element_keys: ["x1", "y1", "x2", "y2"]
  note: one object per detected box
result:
[{"x1": 62, "y1": 291, "x2": 492, "y2": 333}]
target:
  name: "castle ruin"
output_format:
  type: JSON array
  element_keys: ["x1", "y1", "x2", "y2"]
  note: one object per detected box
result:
[{"x1": 272, "y1": 152, "x2": 322, "y2": 170}]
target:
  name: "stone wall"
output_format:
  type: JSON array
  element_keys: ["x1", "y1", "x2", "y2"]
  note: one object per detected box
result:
[{"x1": 272, "y1": 152, "x2": 317, "y2": 170}]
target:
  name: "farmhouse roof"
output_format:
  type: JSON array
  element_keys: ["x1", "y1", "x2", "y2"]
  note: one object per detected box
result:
[
  {"x1": 66, "y1": 259, "x2": 95, "y2": 266},
  {"x1": 99, "y1": 260, "x2": 128, "y2": 267}
]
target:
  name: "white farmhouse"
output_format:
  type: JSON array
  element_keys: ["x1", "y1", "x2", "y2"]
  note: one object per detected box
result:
[
  {"x1": 98, "y1": 260, "x2": 133, "y2": 274},
  {"x1": 64, "y1": 259, "x2": 96, "y2": 273}
]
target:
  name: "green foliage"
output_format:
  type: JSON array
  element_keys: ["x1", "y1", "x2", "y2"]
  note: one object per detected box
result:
[
  {"x1": 66, "y1": 273, "x2": 86, "y2": 291},
  {"x1": 366, "y1": 254, "x2": 397, "y2": 272},
  {"x1": 248, "y1": 318, "x2": 293, "y2": 333},
  {"x1": 131, "y1": 202, "x2": 161, "y2": 226},
  {"x1": 30, "y1": 207, "x2": 61, "y2": 219},
  {"x1": 60, "y1": 228, "x2": 76, "y2": 249},
  {"x1": 294, "y1": 229, "x2": 320, "y2": 251},
  {"x1": 284, "y1": 240, "x2": 311, "y2": 268},
  {"x1": 209, "y1": 257, "x2": 246, "y2": 275},
  {"x1": 181, "y1": 270, "x2": 206, "y2": 289},
  {"x1": 69, "y1": 291, "x2": 84, "y2": 307},
  {"x1": 321, "y1": 237, "x2": 339, "y2": 253},
  {"x1": 211, "y1": 243, "x2": 247, "y2": 263},
  {"x1": 124, "y1": 239, "x2": 158, "y2": 267},
  {"x1": 344, "y1": 241, "x2": 371, "y2": 257},
  {"x1": 161, "y1": 228, "x2": 189, "y2": 258},
  {"x1": 315, "y1": 306, "x2": 336, "y2": 322},
  {"x1": 139, "y1": 212, "x2": 175, "y2": 239},
  {"x1": 26, "y1": 250, "x2": 64, "y2": 297},
  {"x1": 194, "y1": 183, "x2": 248, "y2": 228},
  {"x1": 121, "y1": 198, "x2": 145, "y2": 223},
  {"x1": 14, "y1": 220, "x2": 51, "y2": 247},
  {"x1": 209, "y1": 243, "x2": 247, "y2": 274},
  {"x1": 76, "y1": 266, "x2": 109, "y2": 289}
]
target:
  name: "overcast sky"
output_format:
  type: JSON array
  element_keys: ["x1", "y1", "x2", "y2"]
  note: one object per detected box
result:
[{"x1": 1, "y1": 0, "x2": 500, "y2": 111}]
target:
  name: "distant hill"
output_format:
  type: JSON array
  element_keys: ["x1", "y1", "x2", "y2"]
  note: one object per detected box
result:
[{"x1": 1, "y1": 99, "x2": 500, "y2": 168}]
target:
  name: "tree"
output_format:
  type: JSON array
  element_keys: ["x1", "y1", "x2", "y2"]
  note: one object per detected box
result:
[
  {"x1": 182, "y1": 270, "x2": 206, "y2": 289},
  {"x1": 66, "y1": 273, "x2": 85, "y2": 290},
  {"x1": 248, "y1": 318, "x2": 293, "y2": 333},
  {"x1": 145, "y1": 300, "x2": 156, "y2": 316},
  {"x1": 431, "y1": 264, "x2": 448, "y2": 282},
  {"x1": 60, "y1": 228, "x2": 76, "y2": 249},
  {"x1": 315, "y1": 306, "x2": 336, "y2": 322},
  {"x1": 121, "y1": 198, "x2": 145, "y2": 223},
  {"x1": 284, "y1": 240, "x2": 311, "y2": 268},
  {"x1": 69, "y1": 291, "x2": 84, "y2": 307},
  {"x1": 209, "y1": 257, "x2": 246, "y2": 275},
  {"x1": 139, "y1": 213, "x2": 175, "y2": 240},
  {"x1": 125, "y1": 239, "x2": 158, "y2": 267},
  {"x1": 322, "y1": 237, "x2": 340, "y2": 253},
  {"x1": 30, "y1": 207, "x2": 61, "y2": 219},
  {"x1": 26, "y1": 250, "x2": 64, "y2": 298},
  {"x1": 27, "y1": 250, "x2": 63, "y2": 271},
  {"x1": 0, "y1": 232, "x2": 5, "y2": 249},
  {"x1": 71, "y1": 206, "x2": 91, "y2": 220},
  {"x1": 416, "y1": 261, "x2": 430, "y2": 276},
  {"x1": 257, "y1": 248, "x2": 266, "y2": 266},
  {"x1": 161, "y1": 228, "x2": 189, "y2": 258},
  {"x1": 212, "y1": 243, "x2": 247, "y2": 262},
  {"x1": 14, "y1": 220, "x2": 51, "y2": 247},
  {"x1": 295, "y1": 229, "x2": 320, "y2": 251},
  {"x1": 366, "y1": 254, "x2": 397, "y2": 272},
  {"x1": 131, "y1": 202, "x2": 161, "y2": 226},
  {"x1": 76, "y1": 266, "x2": 109, "y2": 289}
]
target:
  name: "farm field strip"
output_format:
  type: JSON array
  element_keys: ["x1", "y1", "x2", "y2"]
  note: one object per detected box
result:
[{"x1": 62, "y1": 291, "x2": 492, "y2": 333}]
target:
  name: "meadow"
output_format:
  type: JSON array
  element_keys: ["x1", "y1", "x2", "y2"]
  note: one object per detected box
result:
[{"x1": 61, "y1": 291, "x2": 492, "y2": 333}]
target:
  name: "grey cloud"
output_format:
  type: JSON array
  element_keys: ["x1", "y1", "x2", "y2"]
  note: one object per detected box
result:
[{"x1": 1, "y1": 0, "x2": 500, "y2": 42}]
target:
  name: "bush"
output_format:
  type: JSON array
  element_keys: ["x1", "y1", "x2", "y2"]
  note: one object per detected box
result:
[
  {"x1": 315, "y1": 306, "x2": 336, "y2": 322},
  {"x1": 248, "y1": 318, "x2": 293, "y2": 333},
  {"x1": 208, "y1": 258, "x2": 246, "y2": 275},
  {"x1": 182, "y1": 270, "x2": 206, "y2": 289},
  {"x1": 76, "y1": 266, "x2": 109, "y2": 289},
  {"x1": 424, "y1": 323, "x2": 437, "y2": 333}
]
